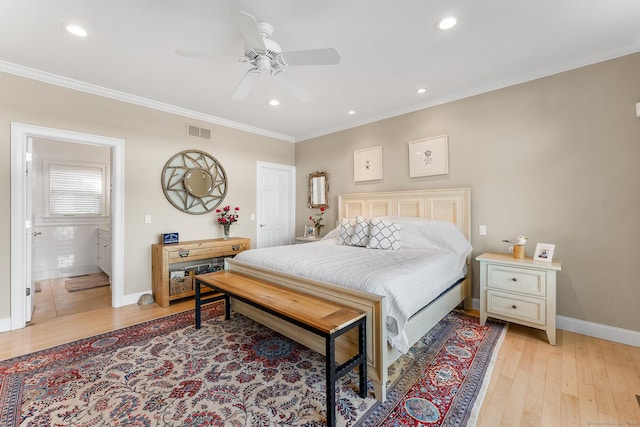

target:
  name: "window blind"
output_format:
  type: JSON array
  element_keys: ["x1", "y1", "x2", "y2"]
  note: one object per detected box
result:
[{"x1": 49, "y1": 164, "x2": 103, "y2": 215}]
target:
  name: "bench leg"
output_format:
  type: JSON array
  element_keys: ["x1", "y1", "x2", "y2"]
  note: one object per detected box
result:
[
  {"x1": 358, "y1": 320, "x2": 367, "y2": 398},
  {"x1": 325, "y1": 335, "x2": 337, "y2": 427},
  {"x1": 195, "y1": 278, "x2": 202, "y2": 329}
]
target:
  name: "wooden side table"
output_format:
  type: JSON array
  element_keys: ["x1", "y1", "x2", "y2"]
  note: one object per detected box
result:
[
  {"x1": 151, "y1": 237, "x2": 250, "y2": 307},
  {"x1": 477, "y1": 252, "x2": 561, "y2": 345}
]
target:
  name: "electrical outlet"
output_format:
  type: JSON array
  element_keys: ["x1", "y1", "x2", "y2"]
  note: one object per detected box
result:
[
  {"x1": 144, "y1": 214, "x2": 151, "y2": 224},
  {"x1": 479, "y1": 225, "x2": 487, "y2": 236}
]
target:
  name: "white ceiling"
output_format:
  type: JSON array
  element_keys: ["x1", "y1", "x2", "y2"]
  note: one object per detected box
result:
[{"x1": 2, "y1": 1, "x2": 639, "y2": 142}]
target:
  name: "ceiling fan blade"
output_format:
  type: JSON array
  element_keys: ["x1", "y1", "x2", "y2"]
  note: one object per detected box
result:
[
  {"x1": 231, "y1": 9, "x2": 266, "y2": 51},
  {"x1": 232, "y1": 69, "x2": 261, "y2": 100},
  {"x1": 275, "y1": 71, "x2": 314, "y2": 102},
  {"x1": 280, "y1": 48, "x2": 341, "y2": 66}
]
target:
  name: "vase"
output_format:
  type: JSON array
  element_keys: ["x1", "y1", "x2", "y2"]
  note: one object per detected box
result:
[
  {"x1": 223, "y1": 224, "x2": 230, "y2": 240},
  {"x1": 315, "y1": 226, "x2": 322, "y2": 238}
]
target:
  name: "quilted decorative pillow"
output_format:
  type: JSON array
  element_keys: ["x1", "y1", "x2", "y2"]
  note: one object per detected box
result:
[
  {"x1": 367, "y1": 218, "x2": 402, "y2": 250},
  {"x1": 350, "y1": 216, "x2": 370, "y2": 247},
  {"x1": 336, "y1": 218, "x2": 356, "y2": 245}
]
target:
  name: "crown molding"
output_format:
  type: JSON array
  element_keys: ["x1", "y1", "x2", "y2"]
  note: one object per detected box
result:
[
  {"x1": 296, "y1": 44, "x2": 640, "y2": 142},
  {"x1": 0, "y1": 61, "x2": 296, "y2": 143}
]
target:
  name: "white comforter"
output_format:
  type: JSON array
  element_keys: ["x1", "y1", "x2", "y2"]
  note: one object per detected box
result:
[{"x1": 234, "y1": 218, "x2": 471, "y2": 352}]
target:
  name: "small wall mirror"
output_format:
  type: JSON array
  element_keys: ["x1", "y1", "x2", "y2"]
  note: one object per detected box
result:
[
  {"x1": 184, "y1": 168, "x2": 214, "y2": 198},
  {"x1": 308, "y1": 171, "x2": 329, "y2": 208}
]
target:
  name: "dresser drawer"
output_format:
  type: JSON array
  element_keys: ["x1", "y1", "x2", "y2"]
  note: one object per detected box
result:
[
  {"x1": 487, "y1": 264, "x2": 546, "y2": 297},
  {"x1": 167, "y1": 242, "x2": 248, "y2": 261},
  {"x1": 487, "y1": 290, "x2": 545, "y2": 326}
]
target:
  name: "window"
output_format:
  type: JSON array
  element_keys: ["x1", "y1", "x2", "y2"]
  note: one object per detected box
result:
[{"x1": 47, "y1": 162, "x2": 106, "y2": 216}]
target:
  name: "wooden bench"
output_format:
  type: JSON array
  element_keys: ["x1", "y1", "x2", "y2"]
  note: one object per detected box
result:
[{"x1": 193, "y1": 270, "x2": 367, "y2": 427}]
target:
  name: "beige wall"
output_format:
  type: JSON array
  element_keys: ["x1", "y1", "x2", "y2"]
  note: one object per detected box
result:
[
  {"x1": 295, "y1": 53, "x2": 640, "y2": 332},
  {"x1": 0, "y1": 72, "x2": 294, "y2": 318}
]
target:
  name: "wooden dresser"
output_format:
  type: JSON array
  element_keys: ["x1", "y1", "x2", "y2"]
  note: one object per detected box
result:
[{"x1": 151, "y1": 237, "x2": 250, "y2": 307}]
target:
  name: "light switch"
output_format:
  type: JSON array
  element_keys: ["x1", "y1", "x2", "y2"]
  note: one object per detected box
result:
[
  {"x1": 144, "y1": 214, "x2": 151, "y2": 224},
  {"x1": 479, "y1": 225, "x2": 487, "y2": 236},
  {"x1": 250, "y1": 213, "x2": 256, "y2": 221}
]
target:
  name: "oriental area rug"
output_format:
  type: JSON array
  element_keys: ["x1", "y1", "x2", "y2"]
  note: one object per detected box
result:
[{"x1": 0, "y1": 303, "x2": 505, "y2": 426}]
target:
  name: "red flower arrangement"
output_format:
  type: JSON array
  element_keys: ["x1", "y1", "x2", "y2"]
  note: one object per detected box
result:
[
  {"x1": 309, "y1": 207, "x2": 325, "y2": 236},
  {"x1": 216, "y1": 206, "x2": 239, "y2": 225}
]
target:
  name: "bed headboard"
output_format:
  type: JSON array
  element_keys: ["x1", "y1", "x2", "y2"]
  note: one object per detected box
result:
[{"x1": 338, "y1": 187, "x2": 471, "y2": 242}]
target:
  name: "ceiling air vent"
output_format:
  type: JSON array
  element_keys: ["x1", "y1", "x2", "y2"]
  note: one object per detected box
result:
[{"x1": 186, "y1": 124, "x2": 212, "y2": 140}]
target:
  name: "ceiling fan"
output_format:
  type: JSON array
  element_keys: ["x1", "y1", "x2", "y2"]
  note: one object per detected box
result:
[{"x1": 175, "y1": 9, "x2": 341, "y2": 102}]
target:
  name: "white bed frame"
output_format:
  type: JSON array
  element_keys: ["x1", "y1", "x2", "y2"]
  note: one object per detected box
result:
[{"x1": 227, "y1": 187, "x2": 471, "y2": 402}]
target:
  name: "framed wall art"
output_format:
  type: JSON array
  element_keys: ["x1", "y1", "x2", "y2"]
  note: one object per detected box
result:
[
  {"x1": 408, "y1": 135, "x2": 449, "y2": 178},
  {"x1": 353, "y1": 146, "x2": 383, "y2": 182}
]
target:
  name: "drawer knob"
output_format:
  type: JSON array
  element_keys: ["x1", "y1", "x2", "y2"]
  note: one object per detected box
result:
[
  {"x1": 512, "y1": 304, "x2": 517, "y2": 309},
  {"x1": 511, "y1": 277, "x2": 517, "y2": 282}
]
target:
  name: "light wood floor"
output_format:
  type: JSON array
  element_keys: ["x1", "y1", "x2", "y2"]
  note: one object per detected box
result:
[
  {"x1": 1, "y1": 303, "x2": 638, "y2": 426},
  {"x1": 32, "y1": 276, "x2": 112, "y2": 322}
]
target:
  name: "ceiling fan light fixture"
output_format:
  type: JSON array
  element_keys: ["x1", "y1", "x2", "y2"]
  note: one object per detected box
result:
[
  {"x1": 63, "y1": 23, "x2": 87, "y2": 37},
  {"x1": 417, "y1": 88, "x2": 427, "y2": 94},
  {"x1": 437, "y1": 16, "x2": 457, "y2": 30},
  {"x1": 268, "y1": 99, "x2": 280, "y2": 106},
  {"x1": 348, "y1": 110, "x2": 356, "y2": 115}
]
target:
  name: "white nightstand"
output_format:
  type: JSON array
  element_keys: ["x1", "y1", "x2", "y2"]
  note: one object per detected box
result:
[
  {"x1": 295, "y1": 236, "x2": 320, "y2": 244},
  {"x1": 477, "y1": 252, "x2": 561, "y2": 345}
]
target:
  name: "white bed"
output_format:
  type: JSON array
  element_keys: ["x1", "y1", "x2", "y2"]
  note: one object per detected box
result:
[{"x1": 226, "y1": 187, "x2": 472, "y2": 402}]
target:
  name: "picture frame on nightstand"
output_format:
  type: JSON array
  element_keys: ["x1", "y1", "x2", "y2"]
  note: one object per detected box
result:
[
  {"x1": 534, "y1": 243, "x2": 555, "y2": 262},
  {"x1": 304, "y1": 225, "x2": 316, "y2": 239}
]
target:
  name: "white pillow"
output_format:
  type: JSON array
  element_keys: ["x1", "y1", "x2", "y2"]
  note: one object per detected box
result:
[
  {"x1": 349, "y1": 216, "x2": 370, "y2": 247},
  {"x1": 378, "y1": 216, "x2": 472, "y2": 257},
  {"x1": 367, "y1": 218, "x2": 401, "y2": 250},
  {"x1": 336, "y1": 218, "x2": 356, "y2": 245}
]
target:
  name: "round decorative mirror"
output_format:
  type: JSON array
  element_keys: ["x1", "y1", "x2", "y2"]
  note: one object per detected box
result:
[
  {"x1": 184, "y1": 168, "x2": 214, "y2": 198},
  {"x1": 161, "y1": 150, "x2": 227, "y2": 214}
]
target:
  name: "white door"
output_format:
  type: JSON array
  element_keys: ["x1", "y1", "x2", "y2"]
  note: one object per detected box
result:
[
  {"x1": 25, "y1": 137, "x2": 35, "y2": 322},
  {"x1": 256, "y1": 162, "x2": 295, "y2": 248}
]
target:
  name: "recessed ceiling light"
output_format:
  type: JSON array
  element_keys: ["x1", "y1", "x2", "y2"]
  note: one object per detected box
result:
[
  {"x1": 268, "y1": 99, "x2": 280, "y2": 106},
  {"x1": 63, "y1": 23, "x2": 88, "y2": 37},
  {"x1": 417, "y1": 88, "x2": 427, "y2": 94},
  {"x1": 437, "y1": 16, "x2": 457, "y2": 30},
  {"x1": 348, "y1": 110, "x2": 356, "y2": 115}
]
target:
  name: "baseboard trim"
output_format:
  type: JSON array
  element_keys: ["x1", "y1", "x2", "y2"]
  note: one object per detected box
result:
[
  {"x1": 556, "y1": 315, "x2": 640, "y2": 347},
  {"x1": 121, "y1": 290, "x2": 153, "y2": 307},
  {"x1": 473, "y1": 298, "x2": 639, "y2": 347},
  {"x1": 0, "y1": 317, "x2": 11, "y2": 333}
]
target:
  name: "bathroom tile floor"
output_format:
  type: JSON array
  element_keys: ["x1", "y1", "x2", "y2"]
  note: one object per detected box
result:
[{"x1": 31, "y1": 277, "x2": 111, "y2": 324}]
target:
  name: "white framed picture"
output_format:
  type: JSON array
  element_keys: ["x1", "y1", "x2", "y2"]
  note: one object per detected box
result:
[
  {"x1": 304, "y1": 225, "x2": 316, "y2": 238},
  {"x1": 534, "y1": 243, "x2": 555, "y2": 262},
  {"x1": 354, "y1": 146, "x2": 383, "y2": 182},
  {"x1": 408, "y1": 135, "x2": 449, "y2": 178}
]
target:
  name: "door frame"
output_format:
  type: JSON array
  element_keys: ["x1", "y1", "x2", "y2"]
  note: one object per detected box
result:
[
  {"x1": 10, "y1": 123, "x2": 125, "y2": 330},
  {"x1": 256, "y1": 161, "x2": 296, "y2": 248}
]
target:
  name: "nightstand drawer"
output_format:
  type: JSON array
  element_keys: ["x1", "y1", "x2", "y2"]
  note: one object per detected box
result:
[
  {"x1": 487, "y1": 290, "x2": 545, "y2": 326},
  {"x1": 487, "y1": 264, "x2": 546, "y2": 297}
]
